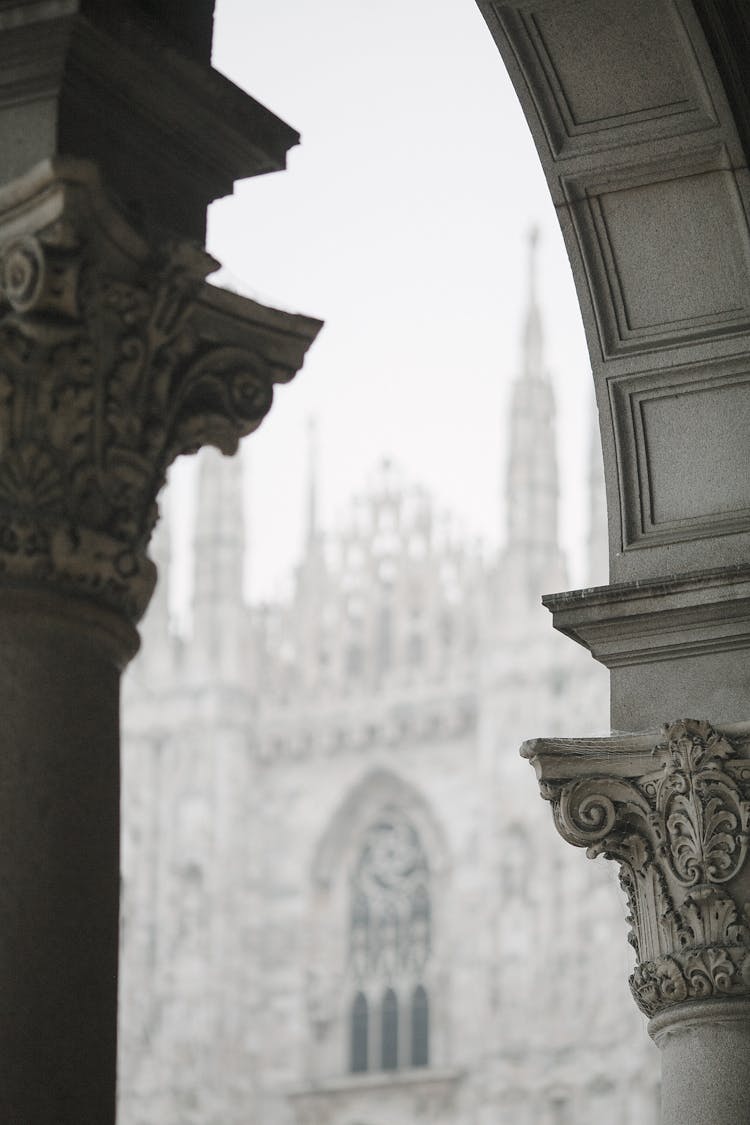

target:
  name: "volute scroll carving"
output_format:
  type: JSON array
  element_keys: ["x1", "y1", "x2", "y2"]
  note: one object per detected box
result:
[
  {"x1": 524, "y1": 719, "x2": 750, "y2": 1018},
  {"x1": 0, "y1": 159, "x2": 319, "y2": 622}
]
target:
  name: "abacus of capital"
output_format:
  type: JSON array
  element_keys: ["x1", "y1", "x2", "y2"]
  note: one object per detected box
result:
[{"x1": 0, "y1": 5, "x2": 320, "y2": 1122}]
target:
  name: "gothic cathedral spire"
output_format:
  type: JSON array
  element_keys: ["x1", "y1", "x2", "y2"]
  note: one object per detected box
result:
[
  {"x1": 504, "y1": 227, "x2": 565, "y2": 599},
  {"x1": 306, "y1": 415, "x2": 320, "y2": 549},
  {"x1": 522, "y1": 225, "x2": 544, "y2": 380}
]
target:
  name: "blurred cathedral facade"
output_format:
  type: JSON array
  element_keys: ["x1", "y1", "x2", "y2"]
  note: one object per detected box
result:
[{"x1": 117, "y1": 242, "x2": 660, "y2": 1124}]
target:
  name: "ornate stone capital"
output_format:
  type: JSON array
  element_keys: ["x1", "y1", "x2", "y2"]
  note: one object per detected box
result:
[
  {"x1": 0, "y1": 158, "x2": 320, "y2": 621},
  {"x1": 523, "y1": 719, "x2": 750, "y2": 1019}
]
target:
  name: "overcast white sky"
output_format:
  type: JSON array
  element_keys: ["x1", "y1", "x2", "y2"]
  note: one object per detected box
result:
[{"x1": 169, "y1": 0, "x2": 595, "y2": 612}]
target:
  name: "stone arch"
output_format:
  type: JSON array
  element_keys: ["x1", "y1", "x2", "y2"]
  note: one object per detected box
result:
[
  {"x1": 477, "y1": 0, "x2": 750, "y2": 731},
  {"x1": 312, "y1": 766, "x2": 450, "y2": 893}
]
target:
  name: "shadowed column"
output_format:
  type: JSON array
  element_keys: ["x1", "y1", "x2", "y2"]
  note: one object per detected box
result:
[
  {"x1": 0, "y1": 150, "x2": 319, "y2": 1125},
  {"x1": 0, "y1": 6, "x2": 321, "y2": 1118}
]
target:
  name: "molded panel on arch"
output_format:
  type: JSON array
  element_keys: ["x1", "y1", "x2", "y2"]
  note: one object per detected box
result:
[
  {"x1": 537, "y1": 1, "x2": 687, "y2": 125},
  {"x1": 490, "y1": 0, "x2": 716, "y2": 157},
  {"x1": 643, "y1": 386, "x2": 750, "y2": 524},
  {"x1": 568, "y1": 153, "x2": 750, "y2": 357},
  {"x1": 611, "y1": 359, "x2": 750, "y2": 550}
]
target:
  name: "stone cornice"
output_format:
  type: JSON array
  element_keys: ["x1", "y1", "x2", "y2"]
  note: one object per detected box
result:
[
  {"x1": 0, "y1": 157, "x2": 321, "y2": 622},
  {"x1": 0, "y1": 3, "x2": 300, "y2": 238},
  {"x1": 523, "y1": 719, "x2": 750, "y2": 1018},
  {"x1": 542, "y1": 565, "x2": 750, "y2": 668},
  {"x1": 66, "y1": 13, "x2": 299, "y2": 178}
]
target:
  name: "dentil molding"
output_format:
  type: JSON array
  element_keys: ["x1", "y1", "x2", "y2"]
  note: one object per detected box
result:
[{"x1": 523, "y1": 718, "x2": 750, "y2": 1018}]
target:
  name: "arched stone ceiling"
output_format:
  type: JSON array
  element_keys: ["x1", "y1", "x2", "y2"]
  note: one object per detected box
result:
[{"x1": 477, "y1": 0, "x2": 750, "y2": 587}]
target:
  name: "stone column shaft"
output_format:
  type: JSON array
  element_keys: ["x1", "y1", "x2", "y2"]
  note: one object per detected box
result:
[
  {"x1": 0, "y1": 591, "x2": 135, "y2": 1122},
  {"x1": 652, "y1": 1000, "x2": 750, "y2": 1125}
]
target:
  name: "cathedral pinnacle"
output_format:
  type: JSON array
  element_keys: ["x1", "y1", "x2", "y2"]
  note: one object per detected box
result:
[
  {"x1": 522, "y1": 224, "x2": 544, "y2": 381},
  {"x1": 504, "y1": 226, "x2": 563, "y2": 593},
  {"x1": 306, "y1": 414, "x2": 320, "y2": 547}
]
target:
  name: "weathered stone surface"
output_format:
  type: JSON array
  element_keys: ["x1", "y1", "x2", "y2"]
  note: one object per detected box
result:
[
  {"x1": 0, "y1": 157, "x2": 320, "y2": 622},
  {"x1": 0, "y1": 153, "x2": 319, "y2": 1117},
  {"x1": 476, "y1": 5, "x2": 750, "y2": 1121},
  {"x1": 477, "y1": 0, "x2": 750, "y2": 585},
  {"x1": 651, "y1": 998, "x2": 750, "y2": 1125},
  {"x1": 524, "y1": 719, "x2": 750, "y2": 1019}
]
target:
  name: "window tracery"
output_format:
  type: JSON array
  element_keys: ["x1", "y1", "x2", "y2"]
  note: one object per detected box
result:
[{"x1": 348, "y1": 808, "x2": 431, "y2": 1073}]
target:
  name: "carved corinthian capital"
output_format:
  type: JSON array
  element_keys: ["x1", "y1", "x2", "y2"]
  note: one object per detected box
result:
[
  {"x1": 0, "y1": 158, "x2": 320, "y2": 622},
  {"x1": 523, "y1": 719, "x2": 750, "y2": 1019}
]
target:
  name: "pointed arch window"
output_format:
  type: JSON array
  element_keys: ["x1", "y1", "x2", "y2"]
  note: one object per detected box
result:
[
  {"x1": 381, "y1": 988, "x2": 398, "y2": 1070},
  {"x1": 411, "y1": 985, "x2": 429, "y2": 1067},
  {"x1": 348, "y1": 808, "x2": 431, "y2": 1072},
  {"x1": 350, "y1": 992, "x2": 369, "y2": 1073}
]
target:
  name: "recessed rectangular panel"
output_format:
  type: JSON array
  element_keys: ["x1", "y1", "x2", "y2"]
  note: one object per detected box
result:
[
  {"x1": 641, "y1": 382, "x2": 750, "y2": 523},
  {"x1": 610, "y1": 361, "x2": 750, "y2": 552},
  {"x1": 600, "y1": 171, "x2": 750, "y2": 332},
  {"x1": 489, "y1": 0, "x2": 717, "y2": 158},
  {"x1": 567, "y1": 153, "x2": 750, "y2": 357},
  {"x1": 534, "y1": 0, "x2": 690, "y2": 126}
]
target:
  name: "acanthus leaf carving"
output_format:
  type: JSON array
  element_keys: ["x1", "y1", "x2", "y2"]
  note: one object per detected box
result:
[
  {"x1": 0, "y1": 163, "x2": 301, "y2": 621},
  {"x1": 531, "y1": 719, "x2": 750, "y2": 1018},
  {"x1": 656, "y1": 719, "x2": 749, "y2": 887}
]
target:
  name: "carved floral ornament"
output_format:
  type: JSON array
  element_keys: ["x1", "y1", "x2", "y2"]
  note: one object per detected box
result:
[
  {"x1": 0, "y1": 160, "x2": 318, "y2": 622},
  {"x1": 524, "y1": 719, "x2": 750, "y2": 1018}
]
